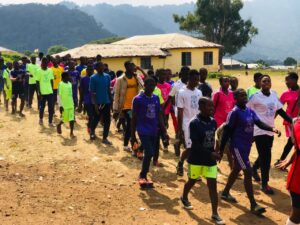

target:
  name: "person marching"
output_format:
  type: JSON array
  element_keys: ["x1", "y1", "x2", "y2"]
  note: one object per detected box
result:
[
  {"x1": 248, "y1": 75, "x2": 292, "y2": 194},
  {"x1": 176, "y1": 70, "x2": 202, "y2": 176},
  {"x1": 220, "y1": 89, "x2": 280, "y2": 215},
  {"x1": 131, "y1": 77, "x2": 168, "y2": 188},
  {"x1": 27, "y1": 56, "x2": 40, "y2": 109},
  {"x1": 3, "y1": 62, "x2": 12, "y2": 111},
  {"x1": 180, "y1": 97, "x2": 225, "y2": 225},
  {"x1": 57, "y1": 72, "x2": 75, "y2": 138}
]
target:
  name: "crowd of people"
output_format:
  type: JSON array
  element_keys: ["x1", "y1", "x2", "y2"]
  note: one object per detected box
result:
[{"x1": 0, "y1": 52, "x2": 299, "y2": 225}]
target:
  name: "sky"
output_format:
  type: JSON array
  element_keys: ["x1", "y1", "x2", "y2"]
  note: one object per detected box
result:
[{"x1": 0, "y1": 0, "x2": 196, "y2": 6}]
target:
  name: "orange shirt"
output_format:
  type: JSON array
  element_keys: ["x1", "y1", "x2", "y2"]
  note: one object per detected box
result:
[{"x1": 123, "y1": 77, "x2": 138, "y2": 110}]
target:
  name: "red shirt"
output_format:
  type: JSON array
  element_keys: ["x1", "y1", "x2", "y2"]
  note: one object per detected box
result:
[
  {"x1": 287, "y1": 119, "x2": 300, "y2": 194},
  {"x1": 213, "y1": 88, "x2": 235, "y2": 128}
]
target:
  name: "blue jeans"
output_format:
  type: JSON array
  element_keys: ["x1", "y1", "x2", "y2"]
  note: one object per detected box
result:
[
  {"x1": 139, "y1": 134, "x2": 157, "y2": 179},
  {"x1": 39, "y1": 94, "x2": 54, "y2": 124}
]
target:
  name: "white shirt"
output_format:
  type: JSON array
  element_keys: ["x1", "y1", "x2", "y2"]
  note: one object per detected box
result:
[
  {"x1": 177, "y1": 87, "x2": 202, "y2": 127},
  {"x1": 169, "y1": 79, "x2": 186, "y2": 106},
  {"x1": 247, "y1": 90, "x2": 283, "y2": 136}
]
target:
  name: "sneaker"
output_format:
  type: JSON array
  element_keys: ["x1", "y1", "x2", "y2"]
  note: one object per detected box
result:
[
  {"x1": 49, "y1": 123, "x2": 56, "y2": 127},
  {"x1": 176, "y1": 161, "x2": 184, "y2": 176},
  {"x1": 180, "y1": 196, "x2": 193, "y2": 210},
  {"x1": 39, "y1": 119, "x2": 43, "y2": 125},
  {"x1": 123, "y1": 146, "x2": 132, "y2": 152},
  {"x1": 102, "y1": 139, "x2": 112, "y2": 145},
  {"x1": 56, "y1": 124, "x2": 62, "y2": 134},
  {"x1": 251, "y1": 204, "x2": 266, "y2": 215},
  {"x1": 90, "y1": 134, "x2": 96, "y2": 140},
  {"x1": 252, "y1": 170, "x2": 261, "y2": 182},
  {"x1": 221, "y1": 192, "x2": 237, "y2": 203},
  {"x1": 153, "y1": 161, "x2": 164, "y2": 167},
  {"x1": 261, "y1": 185, "x2": 274, "y2": 195},
  {"x1": 212, "y1": 214, "x2": 225, "y2": 225}
]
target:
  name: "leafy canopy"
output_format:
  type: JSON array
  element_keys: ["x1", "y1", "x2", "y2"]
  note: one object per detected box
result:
[
  {"x1": 174, "y1": 0, "x2": 258, "y2": 55},
  {"x1": 284, "y1": 57, "x2": 297, "y2": 66},
  {"x1": 48, "y1": 45, "x2": 68, "y2": 55}
]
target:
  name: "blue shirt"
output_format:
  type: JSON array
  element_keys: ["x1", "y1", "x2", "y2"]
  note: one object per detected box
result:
[
  {"x1": 89, "y1": 73, "x2": 111, "y2": 104},
  {"x1": 226, "y1": 106, "x2": 260, "y2": 149},
  {"x1": 68, "y1": 70, "x2": 80, "y2": 98},
  {"x1": 80, "y1": 75, "x2": 92, "y2": 104},
  {"x1": 76, "y1": 64, "x2": 86, "y2": 75},
  {"x1": 132, "y1": 93, "x2": 161, "y2": 136}
]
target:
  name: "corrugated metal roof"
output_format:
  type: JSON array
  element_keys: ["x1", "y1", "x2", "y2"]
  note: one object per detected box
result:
[
  {"x1": 53, "y1": 44, "x2": 170, "y2": 58},
  {"x1": 114, "y1": 33, "x2": 223, "y2": 49}
]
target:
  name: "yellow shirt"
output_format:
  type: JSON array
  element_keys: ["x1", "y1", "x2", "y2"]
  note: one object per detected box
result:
[
  {"x1": 123, "y1": 77, "x2": 138, "y2": 110},
  {"x1": 51, "y1": 66, "x2": 64, "y2": 90},
  {"x1": 81, "y1": 68, "x2": 95, "y2": 77}
]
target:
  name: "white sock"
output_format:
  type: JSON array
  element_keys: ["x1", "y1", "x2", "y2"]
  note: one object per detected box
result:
[{"x1": 286, "y1": 218, "x2": 299, "y2": 225}]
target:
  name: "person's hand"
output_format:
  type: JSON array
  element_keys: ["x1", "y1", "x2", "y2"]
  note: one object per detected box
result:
[
  {"x1": 273, "y1": 128, "x2": 281, "y2": 137},
  {"x1": 135, "y1": 66, "x2": 142, "y2": 71},
  {"x1": 30, "y1": 74, "x2": 33, "y2": 77},
  {"x1": 211, "y1": 152, "x2": 221, "y2": 161},
  {"x1": 59, "y1": 106, "x2": 64, "y2": 114},
  {"x1": 275, "y1": 159, "x2": 290, "y2": 171}
]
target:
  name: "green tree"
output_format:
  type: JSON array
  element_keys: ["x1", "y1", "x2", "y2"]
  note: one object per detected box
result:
[
  {"x1": 47, "y1": 45, "x2": 68, "y2": 55},
  {"x1": 173, "y1": 0, "x2": 258, "y2": 56},
  {"x1": 24, "y1": 50, "x2": 32, "y2": 56},
  {"x1": 284, "y1": 57, "x2": 297, "y2": 66}
]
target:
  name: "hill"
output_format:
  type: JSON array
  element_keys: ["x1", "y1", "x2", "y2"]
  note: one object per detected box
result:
[{"x1": 0, "y1": 4, "x2": 113, "y2": 52}]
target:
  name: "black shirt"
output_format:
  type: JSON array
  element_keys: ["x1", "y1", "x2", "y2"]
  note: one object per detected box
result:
[
  {"x1": 188, "y1": 114, "x2": 217, "y2": 166},
  {"x1": 198, "y1": 82, "x2": 213, "y2": 98},
  {"x1": 11, "y1": 69, "x2": 26, "y2": 91}
]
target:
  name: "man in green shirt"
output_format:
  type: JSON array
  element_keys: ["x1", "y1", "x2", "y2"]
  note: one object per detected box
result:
[
  {"x1": 57, "y1": 72, "x2": 75, "y2": 138},
  {"x1": 3, "y1": 62, "x2": 12, "y2": 111},
  {"x1": 36, "y1": 57, "x2": 54, "y2": 126},
  {"x1": 247, "y1": 73, "x2": 262, "y2": 99},
  {"x1": 27, "y1": 56, "x2": 40, "y2": 109}
]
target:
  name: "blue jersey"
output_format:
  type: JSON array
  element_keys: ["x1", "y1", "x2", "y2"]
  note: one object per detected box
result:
[{"x1": 226, "y1": 106, "x2": 260, "y2": 149}]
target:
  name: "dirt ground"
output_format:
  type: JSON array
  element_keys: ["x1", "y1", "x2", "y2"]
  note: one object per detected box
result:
[{"x1": 0, "y1": 74, "x2": 293, "y2": 225}]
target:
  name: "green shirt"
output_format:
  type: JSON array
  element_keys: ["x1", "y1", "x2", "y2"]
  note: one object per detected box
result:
[
  {"x1": 3, "y1": 69, "x2": 12, "y2": 91},
  {"x1": 27, "y1": 63, "x2": 40, "y2": 85},
  {"x1": 58, "y1": 81, "x2": 74, "y2": 109},
  {"x1": 247, "y1": 86, "x2": 260, "y2": 99},
  {"x1": 36, "y1": 68, "x2": 54, "y2": 95}
]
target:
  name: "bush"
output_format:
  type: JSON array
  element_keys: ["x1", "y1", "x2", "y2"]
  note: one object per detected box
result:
[
  {"x1": 47, "y1": 45, "x2": 68, "y2": 55},
  {"x1": 208, "y1": 72, "x2": 227, "y2": 79}
]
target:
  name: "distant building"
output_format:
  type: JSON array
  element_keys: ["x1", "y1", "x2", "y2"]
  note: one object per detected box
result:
[
  {"x1": 0, "y1": 46, "x2": 18, "y2": 55},
  {"x1": 54, "y1": 33, "x2": 222, "y2": 73},
  {"x1": 222, "y1": 58, "x2": 246, "y2": 69}
]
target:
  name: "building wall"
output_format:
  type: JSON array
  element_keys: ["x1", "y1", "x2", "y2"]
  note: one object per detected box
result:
[
  {"x1": 101, "y1": 47, "x2": 220, "y2": 74},
  {"x1": 165, "y1": 48, "x2": 220, "y2": 73}
]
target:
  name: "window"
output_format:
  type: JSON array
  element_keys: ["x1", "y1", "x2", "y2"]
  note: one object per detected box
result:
[
  {"x1": 141, "y1": 57, "x2": 152, "y2": 69},
  {"x1": 204, "y1": 52, "x2": 213, "y2": 65},
  {"x1": 181, "y1": 52, "x2": 192, "y2": 66}
]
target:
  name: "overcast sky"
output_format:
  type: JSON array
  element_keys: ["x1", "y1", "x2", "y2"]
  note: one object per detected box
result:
[{"x1": 0, "y1": 0, "x2": 196, "y2": 6}]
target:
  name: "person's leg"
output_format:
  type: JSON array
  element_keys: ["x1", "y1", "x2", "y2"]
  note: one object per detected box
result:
[
  {"x1": 70, "y1": 121, "x2": 75, "y2": 136},
  {"x1": 39, "y1": 95, "x2": 46, "y2": 122},
  {"x1": 182, "y1": 178, "x2": 197, "y2": 201},
  {"x1": 3, "y1": 91, "x2": 8, "y2": 111},
  {"x1": 289, "y1": 192, "x2": 300, "y2": 224},
  {"x1": 280, "y1": 137, "x2": 294, "y2": 161},
  {"x1": 53, "y1": 89, "x2": 58, "y2": 113},
  {"x1": 153, "y1": 129, "x2": 161, "y2": 163},
  {"x1": 48, "y1": 94, "x2": 54, "y2": 124},
  {"x1": 207, "y1": 178, "x2": 219, "y2": 216},
  {"x1": 124, "y1": 110, "x2": 131, "y2": 147},
  {"x1": 28, "y1": 84, "x2": 34, "y2": 107},
  {"x1": 19, "y1": 96, "x2": 25, "y2": 115},
  {"x1": 11, "y1": 95, "x2": 17, "y2": 114},
  {"x1": 102, "y1": 104, "x2": 111, "y2": 140},
  {"x1": 170, "y1": 110, "x2": 178, "y2": 133},
  {"x1": 139, "y1": 135, "x2": 155, "y2": 179},
  {"x1": 85, "y1": 104, "x2": 94, "y2": 131},
  {"x1": 222, "y1": 165, "x2": 241, "y2": 195},
  {"x1": 243, "y1": 168, "x2": 257, "y2": 207},
  {"x1": 56, "y1": 120, "x2": 63, "y2": 134},
  {"x1": 260, "y1": 136, "x2": 273, "y2": 188},
  {"x1": 90, "y1": 105, "x2": 100, "y2": 138}
]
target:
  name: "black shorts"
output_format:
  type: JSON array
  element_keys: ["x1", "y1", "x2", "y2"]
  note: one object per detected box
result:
[
  {"x1": 12, "y1": 89, "x2": 25, "y2": 100},
  {"x1": 291, "y1": 191, "x2": 300, "y2": 208}
]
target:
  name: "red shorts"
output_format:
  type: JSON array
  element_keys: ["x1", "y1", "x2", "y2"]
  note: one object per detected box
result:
[{"x1": 287, "y1": 153, "x2": 300, "y2": 194}]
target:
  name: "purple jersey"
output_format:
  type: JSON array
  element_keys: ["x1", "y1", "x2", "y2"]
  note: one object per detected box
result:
[
  {"x1": 68, "y1": 70, "x2": 80, "y2": 98},
  {"x1": 80, "y1": 75, "x2": 92, "y2": 104},
  {"x1": 132, "y1": 93, "x2": 161, "y2": 136},
  {"x1": 226, "y1": 106, "x2": 260, "y2": 149}
]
